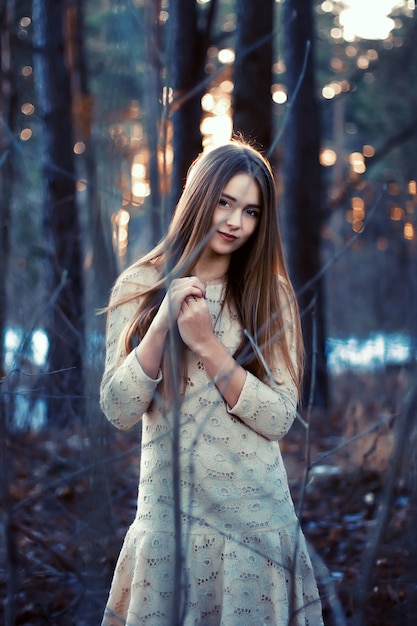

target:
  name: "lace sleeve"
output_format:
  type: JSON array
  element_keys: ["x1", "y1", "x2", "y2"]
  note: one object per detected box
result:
[
  {"x1": 99, "y1": 267, "x2": 162, "y2": 430},
  {"x1": 226, "y1": 370, "x2": 297, "y2": 441},
  {"x1": 227, "y1": 282, "x2": 300, "y2": 441}
]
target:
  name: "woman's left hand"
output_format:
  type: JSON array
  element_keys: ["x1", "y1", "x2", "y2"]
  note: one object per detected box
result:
[
  {"x1": 177, "y1": 295, "x2": 215, "y2": 354},
  {"x1": 178, "y1": 294, "x2": 246, "y2": 407}
]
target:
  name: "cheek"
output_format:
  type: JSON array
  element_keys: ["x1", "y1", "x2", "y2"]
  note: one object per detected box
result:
[
  {"x1": 211, "y1": 208, "x2": 223, "y2": 228},
  {"x1": 243, "y1": 218, "x2": 259, "y2": 239}
]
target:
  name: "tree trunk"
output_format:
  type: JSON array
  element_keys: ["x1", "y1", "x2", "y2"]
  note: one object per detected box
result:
[
  {"x1": 65, "y1": 0, "x2": 117, "y2": 308},
  {"x1": 0, "y1": 1, "x2": 15, "y2": 384},
  {"x1": 144, "y1": 0, "x2": 164, "y2": 243},
  {"x1": 282, "y1": 0, "x2": 328, "y2": 407},
  {"x1": 0, "y1": 6, "x2": 19, "y2": 623},
  {"x1": 232, "y1": 0, "x2": 274, "y2": 153},
  {"x1": 33, "y1": 0, "x2": 85, "y2": 424},
  {"x1": 169, "y1": 0, "x2": 207, "y2": 209}
]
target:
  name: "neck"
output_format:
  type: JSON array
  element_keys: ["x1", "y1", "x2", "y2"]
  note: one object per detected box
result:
[{"x1": 193, "y1": 257, "x2": 229, "y2": 284}]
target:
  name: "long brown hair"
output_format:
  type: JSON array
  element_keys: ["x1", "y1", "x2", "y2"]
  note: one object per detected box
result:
[{"x1": 109, "y1": 139, "x2": 304, "y2": 399}]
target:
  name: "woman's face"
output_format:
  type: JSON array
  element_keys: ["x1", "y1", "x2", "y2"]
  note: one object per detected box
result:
[{"x1": 206, "y1": 173, "x2": 261, "y2": 259}]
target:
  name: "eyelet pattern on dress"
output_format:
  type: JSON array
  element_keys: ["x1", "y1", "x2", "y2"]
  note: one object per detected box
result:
[{"x1": 100, "y1": 266, "x2": 323, "y2": 625}]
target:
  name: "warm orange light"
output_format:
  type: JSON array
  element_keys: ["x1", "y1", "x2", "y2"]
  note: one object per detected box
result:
[
  {"x1": 133, "y1": 181, "x2": 150, "y2": 198},
  {"x1": 272, "y1": 91, "x2": 287, "y2": 104},
  {"x1": 20, "y1": 128, "x2": 32, "y2": 141},
  {"x1": 330, "y1": 27, "x2": 343, "y2": 40},
  {"x1": 322, "y1": 82, "x2": 342, "y2": 99},
  {"x1": 357, "y1": 56, "x2": 369, "y2": 69},
  {"x1": 218, "y1": 48, "x2": 235, "y2": 64},
  {"x1": 161, "y1": 87, "x2": 173, "y2": 105},
  {"x1": 321, "y1": 1, "x2": 333, "y2": 13},
  {"x1": 351, "y1": 197, "x2": 364, "y2": 209},
  {"x1": 390, "y1": 206, "x2": 404, "y2": 221},
  {"x1": 320, "y1": 148, "x2": 337, "y2": 167},
  {"x1": 132, "y1": 163, "x2": 146, "y2": 178},
  {"x1": 112, "y1": 209, "x2": 131, "y2": 258},
  {"x1": 73, "y1": 142, "x2": 85, "y2": 154},
  {"x1": 117, "y1": 209, "x2": 130, "y2": 226},
  {"x1": 21, "y1": 102, "x2": 34, "y2": 115},
  {"x1": 349, "y1": 152, "x2": 366, "y2": 174},
  {"x1": 352, "y1": 197, "x2": 365, "y2": 221},
  {"x1": 220, "y1": 80, "x2": 234, "y2": 94},
  {"x1": 330, "y1": 57, "x2": 345, "y2": 72},
  {"x1": 200, "y1": 115, "x2": 233, "y2": 148},
  {"x1": 322, "y1": 86, "x2": 335, "y2": 99},
  {"x1": 131, "y1": 157, "x2": 150, "y2": 199},
  {"x1": 345, "y1": 45, "x2": 357, "y2": 58},
  {"x1": 272, "y1": 85, "x2": 287, "y2": 104},
  {"x1": 404, "y1": 222, "x2": 415, "y2": 240},
  {"x1": 362, "y1": 144, "x2": 374, "y2": 158},
  {"x1": 201, "y1": 93, "x2": 215, "y2": 112},
  {"x1": 158, "y1": 145, "x2": 173, "y2": 166},
  {"x1": 408, "y1": 180, "x2": 417, "y2": 195}
]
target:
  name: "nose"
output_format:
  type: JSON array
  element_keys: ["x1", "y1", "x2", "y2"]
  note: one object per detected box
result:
[{"x1": 226, "y1": 207, "x2": 241, "y2": 229}]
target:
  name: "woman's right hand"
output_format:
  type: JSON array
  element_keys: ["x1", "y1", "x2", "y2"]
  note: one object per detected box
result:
[
  {"x1": 134, "y1": 276, "x2": 205, "y2": 380},
  {"x1": 153, "y1": 276, "x2": 206, "y2": 332}
]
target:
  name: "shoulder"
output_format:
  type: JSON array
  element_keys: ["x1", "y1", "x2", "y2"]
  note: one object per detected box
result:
[
  {"x1": 111, "y1": 262, "x2": 160, "y2": 302},
  {"x1": 119, "y1": 262, "x2": 159, "y2": 288}
]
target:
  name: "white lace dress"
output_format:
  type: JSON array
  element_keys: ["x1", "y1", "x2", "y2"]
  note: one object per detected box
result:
[{"x1": 100, "y1": 265, "x2": 323, "y2": 626}]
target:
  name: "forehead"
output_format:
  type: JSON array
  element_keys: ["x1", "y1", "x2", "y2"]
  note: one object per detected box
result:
[{"x1": 222, "y1": 173, "x2": 261, "y2": 206}]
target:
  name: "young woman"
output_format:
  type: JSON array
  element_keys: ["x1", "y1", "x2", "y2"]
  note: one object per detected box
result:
[{"x1": 100, "y1": 140, "x2": 323, "y2": 625}]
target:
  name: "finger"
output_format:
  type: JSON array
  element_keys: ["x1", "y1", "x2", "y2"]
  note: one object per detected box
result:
[
  {"x1": 171, "y1": 281, "x2": 201, "y2": 302},
  {"x1": 185, "y1": 276, "x2": 206, "y2": 295}
]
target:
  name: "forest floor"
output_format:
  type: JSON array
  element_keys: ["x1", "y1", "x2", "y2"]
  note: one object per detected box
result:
[{"x1": 1, "y1": 367, "x2": 416, "y2": 625}]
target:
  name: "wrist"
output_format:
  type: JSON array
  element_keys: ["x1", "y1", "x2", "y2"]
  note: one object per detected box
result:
[
  {"x1": 192, "y1": 334, "x2": 219, "y2": 360},
  {"x1": 150, "y1": 314, "x2": 170, "y2": 336}
]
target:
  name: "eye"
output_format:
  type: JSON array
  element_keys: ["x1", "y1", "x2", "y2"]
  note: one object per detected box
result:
[
  {"x1": 218, "y1": 197, "x2": 231, "y2": 208},
  {"x1": 245, "y1": 208, "x2": 260, "y2": 218}
]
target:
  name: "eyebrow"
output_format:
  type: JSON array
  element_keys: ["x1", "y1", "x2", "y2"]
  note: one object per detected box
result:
[{"x1": 221, "y1": 192, "x2": 262, "y2": 209}]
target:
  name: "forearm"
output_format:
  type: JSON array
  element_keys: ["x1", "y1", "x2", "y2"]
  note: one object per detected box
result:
[
  {"x1": 196, "y1": 337, "x2": 246, "y2": 408},
  {"x1": 195, "y1": 337, "x2": 298, "y2": 442},
  {"x1": 100, "y1": 349, "x2": 162, "y2": 429},
  {"x1": 134, "y1": 317, "x2": 168, "y2": 379},
  {"x1": 227, "y1": 370, "x2": 298, "y2": 440}
]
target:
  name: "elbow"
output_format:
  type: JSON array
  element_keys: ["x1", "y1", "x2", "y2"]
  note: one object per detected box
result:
[
  {"x1": 99, "y1": 383, "x2": 142, "y2": 431},
  {"x1": 265, "y1": 431, "x2": 283, "y2": 442},
  {"x1": 242, "y1": 415, "x2": 294, "y2": 442},
  {"x1": 261, "y1": 427, "x2": 289, "y2": 442},
  {"x1": 265, "y1": 406, "x2": 297, "y2": 441}
]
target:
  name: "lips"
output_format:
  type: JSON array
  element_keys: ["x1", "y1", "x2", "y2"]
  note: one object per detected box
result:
[{"x1": 217, "y1": 231, "x2": 237, "y2": 243}]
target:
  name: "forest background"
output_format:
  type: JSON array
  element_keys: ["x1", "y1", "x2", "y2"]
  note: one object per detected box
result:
[{"x1": 1, "y1": 0, "x2": 417, "y2": 624}]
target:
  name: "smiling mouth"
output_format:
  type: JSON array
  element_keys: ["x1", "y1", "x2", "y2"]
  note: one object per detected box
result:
[{"x1": 218, "y1": 231, "x2": 237, "y2": 242}]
